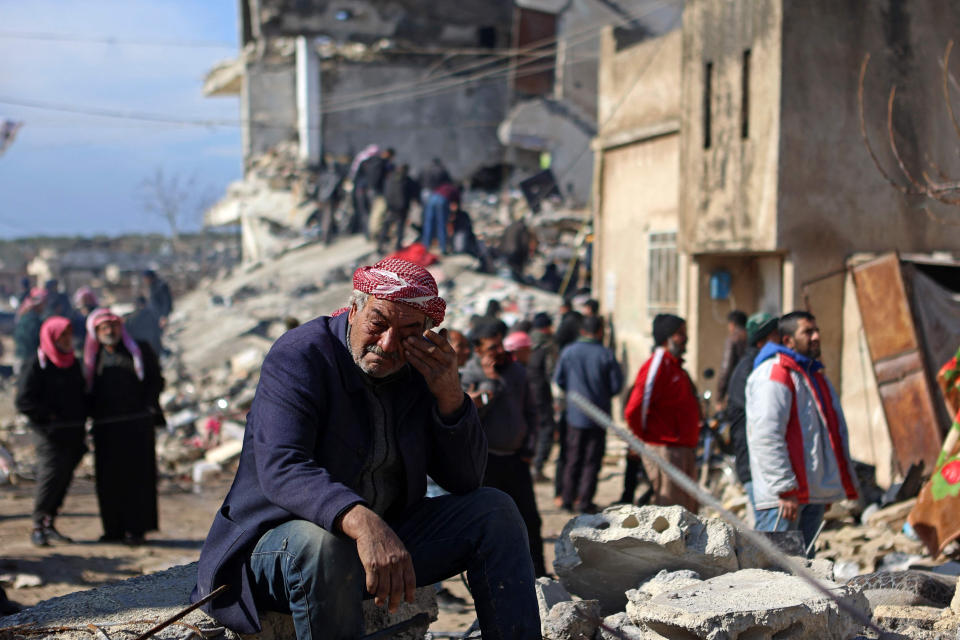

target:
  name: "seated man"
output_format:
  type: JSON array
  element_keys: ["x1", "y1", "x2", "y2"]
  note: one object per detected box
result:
[{"x1": 192, "y1": 258, "x2": 539, "y2": 640}]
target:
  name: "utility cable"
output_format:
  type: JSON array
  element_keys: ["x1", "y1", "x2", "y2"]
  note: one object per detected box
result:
[
  {"x1": 0, "y1": 30, "x2": 235, "y2": 49},
  {"x1": 322, "y1": 0, "x2": 678, "y2": 108}
]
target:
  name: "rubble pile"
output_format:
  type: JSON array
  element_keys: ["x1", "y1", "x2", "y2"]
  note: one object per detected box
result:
[
  {"x1": 0, "y1": 562, "x2": 438, "y2": 640},
  {"x1": 544, "y1": 504, "x2": 960, "y2": 640},
  {"x1": 146, "y1": 235, "x2": 563, "y2": 492}
]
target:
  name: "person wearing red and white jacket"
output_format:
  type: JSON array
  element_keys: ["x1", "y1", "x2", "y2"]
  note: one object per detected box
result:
[
  {"x1": 746, "y1": 311, "x2": 858, "y2": 547},
  {"x1": 624, "y1": 314, "x2": 701, "y2": 513}
]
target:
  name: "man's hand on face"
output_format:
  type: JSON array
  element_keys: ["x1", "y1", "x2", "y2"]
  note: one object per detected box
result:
[
  {"x1": 339, "y1": 505, "x2": 416, "y2": 613},
  {"x1": 403, "y1": 328, "x2": 464, "y2": 417}
]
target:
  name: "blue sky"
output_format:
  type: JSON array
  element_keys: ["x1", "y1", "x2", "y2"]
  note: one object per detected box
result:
[{"x1": 0, "y1": 1, "x2": 242, "y2": 237}]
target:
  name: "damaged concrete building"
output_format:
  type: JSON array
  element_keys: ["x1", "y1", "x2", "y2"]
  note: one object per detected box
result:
[
  {"x1": 202, "y1": 0, "x2": 680, "y2": 261},
  {"x1": 593, "y1": 0, "x2": 960, "y2": 487}
]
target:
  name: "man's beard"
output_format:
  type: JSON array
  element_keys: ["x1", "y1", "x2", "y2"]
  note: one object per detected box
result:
[
  {"x1": 99, "y1": 335, "x2": 120, "y2": 347},
  {"x1": 348, "y1": 325, "x2": 403, "y2": 378}
]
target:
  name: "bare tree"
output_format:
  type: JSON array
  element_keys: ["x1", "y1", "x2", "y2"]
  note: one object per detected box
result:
[
  {"x1": 858, "y1": 42, "x2": 960, "y2": 223},
  {"x1": 139, "y1": 167, "x2": 217, "y2": 241}
]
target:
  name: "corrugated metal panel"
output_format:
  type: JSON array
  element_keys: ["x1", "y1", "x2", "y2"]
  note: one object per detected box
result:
[{"x1": 852, "y1": 252, "x2": 942, "y2": 473}]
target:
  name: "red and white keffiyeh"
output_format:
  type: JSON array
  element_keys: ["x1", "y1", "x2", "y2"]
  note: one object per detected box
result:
[{"x1": 348, "y1": 258, "x2": 446, "y2": 325}]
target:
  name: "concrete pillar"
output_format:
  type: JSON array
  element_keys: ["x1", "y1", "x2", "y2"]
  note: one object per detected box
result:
[
  {"x1": 756, "y1": 254, "x2": 782, "y2": 315},
  {"x1": 781, "y1": 256, "x2": 795, "y2": 314},
  {"x1": 296, "y1": 35, "x2": 321, "y2": 164}
]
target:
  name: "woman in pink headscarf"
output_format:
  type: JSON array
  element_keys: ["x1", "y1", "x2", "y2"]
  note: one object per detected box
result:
[
  {"x1": 15, "y1": 316, "x2": 87, "y2": 547},
  {"x1": 85, "y1": 308, "x2": 164, "y2": 545}
]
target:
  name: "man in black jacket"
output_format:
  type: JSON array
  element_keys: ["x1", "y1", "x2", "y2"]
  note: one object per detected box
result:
[
  {"x1": 379, "y1": 163, "x2": 419, "y2": 252},
  {"x1": 461, "y1": 321, "x2": 545, "y2": 577},
  {"x1": 528, "y1": 313, "x2": 559, "y2": 485},
  {"x1": 723, "y1": 312, "x2": 779, "y2": 509}
]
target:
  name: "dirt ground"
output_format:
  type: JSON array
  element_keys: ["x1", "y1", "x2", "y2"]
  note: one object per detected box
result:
[{"x1": 0, "y1": 439, "x2": 629, "y2": 634}]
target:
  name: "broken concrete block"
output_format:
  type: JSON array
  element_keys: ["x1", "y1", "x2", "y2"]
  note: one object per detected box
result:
[
  {"x1": 554, "y1": 504, "x2": 740, "y2": 613},
  {"x1": 846, "y1": 570, "x2": 957, "y2": 609},
  {"x1": 1, "y1": 561, "x2": 437, "y2": 640},
  {"x1": 806, "y1": 557, "x2": 836, "y2": 581},
  {"x1": 543, "y1": 599, "x2": 600, "y2": 640},
  {"x1": 638, "y1": 569, "x2": 703, "y2": 597},
  {"x1": 535, "y1": 577, "x2": 572, "y2": 624},
  {"x1": 205, "y1": 438, "x2": 244, "y2": 465},
  {"x1": 252, "y1": 588, "x2": 438, "y2": 640},
  {"x1": 230, "y1": 346, "x2": 266, "y2": 378},
  {"x1": 873, "y1": 604, "x2": 942, "y2": 633},
  {"x1": 598, "y1": 611, "x2": 658, "y2": 640},
  {"x1": 951, "y1": 580, "x2": 960, "y2": 614},
  {"x1": 13, "y1": 573, "x2": 43, "y2": 589},
  {"x1": 627, "y1": 568, "x2": 870, "y2": 640}
]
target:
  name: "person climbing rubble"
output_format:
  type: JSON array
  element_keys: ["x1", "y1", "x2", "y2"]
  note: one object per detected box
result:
[{"x1": 192, "y1": 258, "x2": 539, "y2": 640}]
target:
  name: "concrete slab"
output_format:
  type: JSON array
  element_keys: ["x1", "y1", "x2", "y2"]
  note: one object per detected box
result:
[
  {"x1": 535, "y1": 577, "x2": 572, "y2": 625},
  {"x1": 872, "y1": 604, "x2": 942, "y2": 633},
  {"x1": 0, "y1": 562, "x2": 437, "y2": 640},
  {"x1": 542, "y1": 599, "x2": 600, "y2": 640},
  {"x1": 626, "y1": 568, "x2": 870, "y2": 640},
  {"x1": 553, "y1": 504, "x2": 740, "y2": 613}
]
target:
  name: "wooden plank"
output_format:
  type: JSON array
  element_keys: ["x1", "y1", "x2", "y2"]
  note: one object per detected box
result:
[
  {"x1": 852, "y1": 253, "x2": 918, "y2": 361},
  {"x1": 878, "y1": 370, "x2": 943, "y2": 471},
  {"x1": 852, "y1": 252, "x2": 942, "y2": 474},
  {"x1": 874, "y1": 350, "x2": 923, "y2": 385}
]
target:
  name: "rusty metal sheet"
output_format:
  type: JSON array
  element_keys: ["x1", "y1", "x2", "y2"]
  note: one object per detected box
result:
[
  {"x1": 852, "y1": 253, "x2": 919, "y2": 361},
  {"x1": 878, "y1": 370, "x2": 943, "y2": 471},
  {"x1": 512, "y1": 7, "x2": 556, "y2": 96},
  {"x1": 852, "y1": 252, "x2": 943, "y2": 474},
  {"x1": 873, "y1": 350, "x2": 923, "y2": 385}
]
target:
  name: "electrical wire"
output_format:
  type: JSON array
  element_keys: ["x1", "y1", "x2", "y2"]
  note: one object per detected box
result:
[
  {"x1": 0, "y1": 30, "x2": 236, "y2": 49},
  {"x1": 322, "y1": 0, "x2": 678, "y2": 109},
  {"x1": 0, "y1": 0, "x2": 679, "y2": 131},
  {"x1": 0, "y1": 48, "x2": 603, "y2": 129}
]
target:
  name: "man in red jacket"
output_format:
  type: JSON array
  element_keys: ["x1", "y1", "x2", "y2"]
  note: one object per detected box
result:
[{"x1": 624, "y1": 314, "x2": 701, "y2": 513}]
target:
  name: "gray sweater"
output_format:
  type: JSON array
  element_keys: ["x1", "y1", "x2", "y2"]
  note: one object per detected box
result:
[{"x1": 460, "y1": 357, "x2": 537, "y2": 456}]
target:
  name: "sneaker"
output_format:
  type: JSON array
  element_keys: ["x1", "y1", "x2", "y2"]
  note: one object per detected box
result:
[
  {"x1": 31, "y1": 528, "x2": 49, "y2": 547},
  {"x1": 533, "y1": 471, "x2": 550, "y2": 484},
  {"x1": 43, "y1": 525, "x2": 74, "y2": 544}
]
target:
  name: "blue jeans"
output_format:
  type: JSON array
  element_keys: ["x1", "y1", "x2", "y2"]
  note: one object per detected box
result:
[
  {"x1": 754, "y1": 501, "x2": 826, "y2": 549},
  {"x1": 420, "y1": 194, "x2": 449, "y2": 253},
  {"x1": 248, "y1": 488, "x2": 539, "y2": 640}
]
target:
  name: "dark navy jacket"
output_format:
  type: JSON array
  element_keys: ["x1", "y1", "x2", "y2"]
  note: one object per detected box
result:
[
  {"x1": 191, "y1": 313, "x2": 487, "y2": 633},
  {"x1": 554, "y1": 338, "x2": 624, "y2": 429}
]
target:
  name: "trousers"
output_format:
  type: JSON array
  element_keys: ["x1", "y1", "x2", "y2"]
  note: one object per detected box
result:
[
  {"x1": 754, "y1": 502, "x2": 826, "y2": 549},
  {"x1": 482, "y1": 454, "x2": 547, "y2": 577},
  {"x1": 31, "y1": 428, "x2": 86, "y2": 524},
  {"x1": 561, "y1": 426, "x2": 606, "y2": 509},
  {"x1": 248, "y1": 488, "x2": 539, "y2": 640},
  {"x1": 420, "y1": 194, "x2": 449, "y2": 253}
]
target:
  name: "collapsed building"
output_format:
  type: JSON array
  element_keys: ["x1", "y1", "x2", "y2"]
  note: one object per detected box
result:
[
  {"x1": 593, "y1": 0, "x2": 960, "y2": 488},
  {"x1": 201, "y1": 0, "x2": 682, "y2": 262}
]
